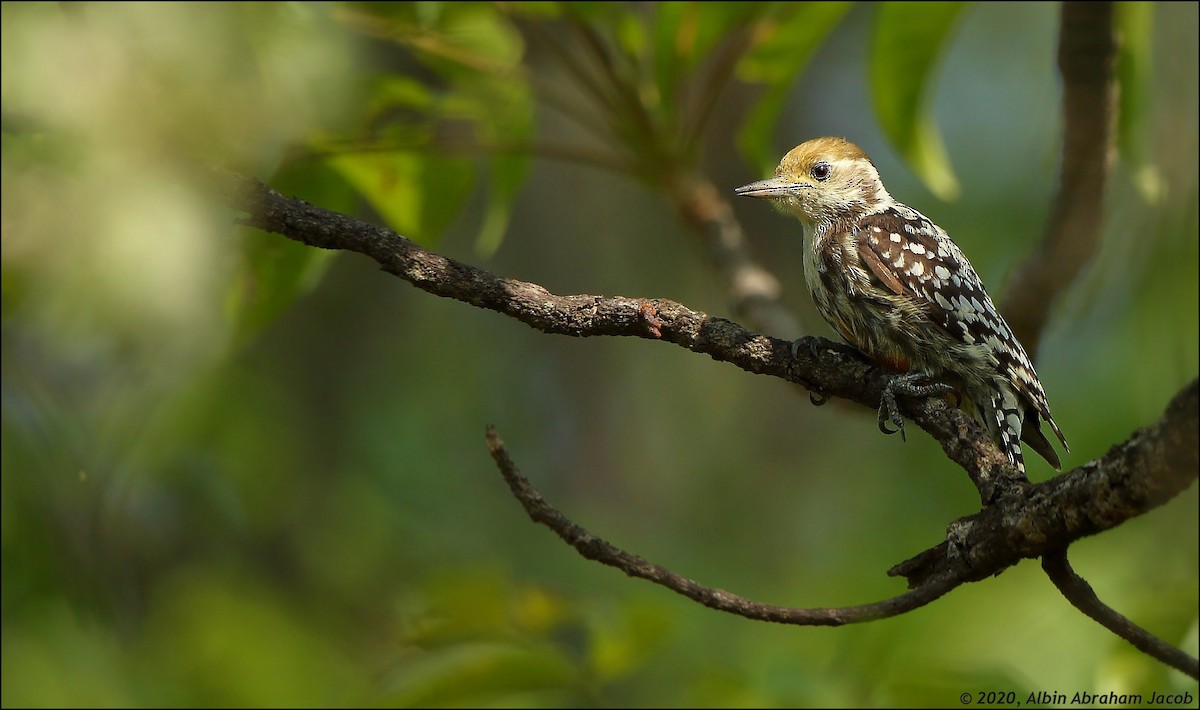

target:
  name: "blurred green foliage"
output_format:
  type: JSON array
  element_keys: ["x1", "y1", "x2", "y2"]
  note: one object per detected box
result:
[
  {"x1": 2, "y1": 2, "x2": 1197, "y2": 707},
  {"x1": 869, "y1": 2, "x2": 964, "y2": 201}
]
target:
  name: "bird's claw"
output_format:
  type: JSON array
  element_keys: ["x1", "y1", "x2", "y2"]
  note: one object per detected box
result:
[
  {"x1": 877, "y1": 389, "x2": 907, "y2": 441},
  {"x1": 792, "y1": 337, "x2": 854, "y2": 406},
  {"x1": 877, "y1": 372, "x2": 955, "y2": 444},
  {"x1": 790, "y1": 336, "x2": 818, "y2": 361},
  {"x1": 791, "y1": 336, "x2": 860, "y2": 362}
]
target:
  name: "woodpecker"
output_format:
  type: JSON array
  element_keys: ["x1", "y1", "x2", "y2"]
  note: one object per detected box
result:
[{"x1": 735, "y1": 137, "x2": 1067, "y2": 473}]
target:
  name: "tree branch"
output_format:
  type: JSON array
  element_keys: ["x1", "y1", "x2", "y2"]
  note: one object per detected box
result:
[
  {"x1": 204, "y1": 1, "x2": 1193, "y2": 679},
  {"x1": 985, "y1": 2, "x2": 1199, "y2": 678},
  {"x1": 483, "y1": 384, "x2": 1196, "y2": 670},
  {"x1": 206, "y1": 166, "x2": 1197, "y2": 675},
  {"x1": 1042, "y1": 549, "x2": 1199, "y2": 680},
  {"x1": 203, "y1": 165, "x2": 1021, "y2": 503},
  {"x1": 892, "y1": 379, "x2": 1198, "y2": 588},
  {"x1": 485, "y1": 426, "x2": 965, "y2": 626},
  {"x1": 205, "y1": 161, "x2": 1196, "y2": 525},
  {"x1": 482, "y1": 378, "x2": 1195, "y2": 649},
  {"x1": 1001, "y1": 1, "x2": 1117, "y2": 355},
  {"x1": 203, "y1": 165, "x2": 1194, "y2": 518}
]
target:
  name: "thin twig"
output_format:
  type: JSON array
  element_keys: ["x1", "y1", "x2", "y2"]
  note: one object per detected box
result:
[
  {"x1": 533, "y1": 81, "x2": 620, "y2": 144},
  {"x1": 334, "y1": 7, "x2": 514, "y2": 76},
  {"x1": 1042, "y1": 549, "x2": 1199, "y2": 680},
  {"x1": 522, "y1": 19, "x2": 623, "y2": 123},
  {"x1": 336, "y1": 5, "x2": 623, "y2": 168},
  {"x1": 485, "y1": 426, "x2": 965, "y2": 625},
  {"x1": 681, "y1": 26, "x2": 756, "y2": 157},
  {"x1": 563, "y1": 12, "x2": 662, "y2": 162}
]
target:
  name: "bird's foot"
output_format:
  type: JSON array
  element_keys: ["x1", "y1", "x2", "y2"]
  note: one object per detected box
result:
[{"x1": 877, "y1": 372, "x2": 955, "y2": 442}]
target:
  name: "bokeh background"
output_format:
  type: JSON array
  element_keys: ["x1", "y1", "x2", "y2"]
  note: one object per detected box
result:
[{"x1": 3, "y1": 2, "x2": 1197, "y2": 707}]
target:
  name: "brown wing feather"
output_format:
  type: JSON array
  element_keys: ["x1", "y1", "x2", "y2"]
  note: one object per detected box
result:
[{"x1": 856, "y1": 236, "x2": 908, "y2": 296}]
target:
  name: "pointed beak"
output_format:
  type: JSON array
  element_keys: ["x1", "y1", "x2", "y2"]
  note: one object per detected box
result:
[{"x1": 734, "y1": 176, "x2": 802, "y2": 198}]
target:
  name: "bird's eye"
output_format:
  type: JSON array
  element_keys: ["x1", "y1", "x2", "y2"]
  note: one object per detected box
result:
[{"x1": 811, "y1": 162, "x2": 832, "y2": 182}]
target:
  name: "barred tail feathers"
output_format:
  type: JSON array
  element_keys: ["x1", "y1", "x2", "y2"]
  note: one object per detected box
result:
[{"x1": 986, "y1": 388, "x2": 1026, "y2": 473}]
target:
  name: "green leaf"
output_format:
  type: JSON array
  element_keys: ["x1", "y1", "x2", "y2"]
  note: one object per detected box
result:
[
  {"x1": 735, "y1": 2, "x2": 852, "y2": 83},
  {"x1": 325, "y1": 150, "x2": 474, "y2": 245},
  {"x1": 736, "y1": 2, "x2": 853, "y2": 172},
  {"x1": 360, "y1": 4, "x2": 533, "y2": 252},
  {"x1": 653, "y1": 4, "x2": 748, "y2": 101},
  {"x1": 433, "y1": 2, "x2": 524, "y2": 69},
  {"x1": 869, "y1": 2, "x2": 966, "y2": 200}
]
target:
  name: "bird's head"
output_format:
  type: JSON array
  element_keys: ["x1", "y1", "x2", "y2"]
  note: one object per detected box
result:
[{"x1": 735, "y1": 137, "x2": 891, "y2": 228}]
